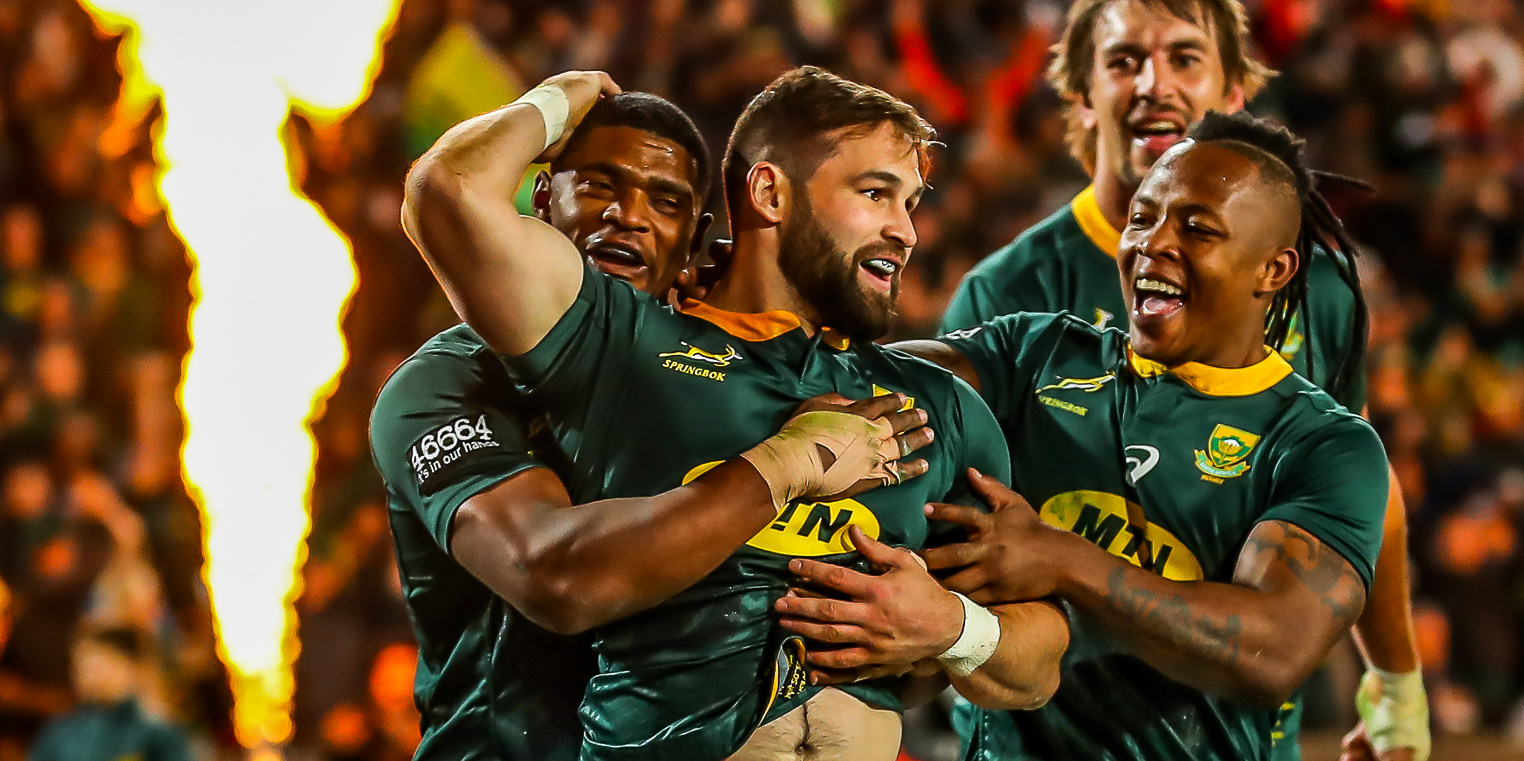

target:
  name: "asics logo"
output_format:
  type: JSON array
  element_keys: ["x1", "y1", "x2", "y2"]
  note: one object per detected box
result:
[{"x1": 1126, "y1": 445, "x2": 1160, "y2": 484}]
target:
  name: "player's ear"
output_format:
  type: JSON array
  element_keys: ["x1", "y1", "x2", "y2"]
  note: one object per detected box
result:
[
  {"x1": 1256, "y1": 247, "x2": 1298, "y2": 296},
  {"x1": 689, "y1": 212, "x2": 714, "y2": 259},
  {"x1": 746, "y1": 162, "x2": 788, "y2": 226},
  {"x1": 532, "y1": 170, "x2": 554, "y2": 222},
  {"x1": 1225, "y1": 82, "x2": 1246, "y2": 113}
]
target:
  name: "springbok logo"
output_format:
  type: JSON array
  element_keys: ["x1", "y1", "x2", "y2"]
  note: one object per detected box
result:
[
  {"x1": 1035, "y1": 373, "x2": 1116, "y2": 395},
  {"x1": 1195, "y1": 424, "x2": 1261, "y2": 479},
  {"x1": 659, "y1": 342, "x2": 742, "y2": 367}
]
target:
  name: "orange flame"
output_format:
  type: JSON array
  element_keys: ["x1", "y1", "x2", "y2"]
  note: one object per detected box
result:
[{"x1": 76, "y1": 0, "x2": 400, "y2": 750}]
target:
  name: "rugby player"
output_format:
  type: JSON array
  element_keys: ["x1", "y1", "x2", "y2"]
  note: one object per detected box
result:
[
  {"x1": 401, "y1": 67, "x2": 1071, "y2": 761},
  {"x1": 939, "y1": 1, "x2": 1427, "y2": 758},
  {"x1": 370, "y1": 92, "x2": 936, "y2": 761},
  {"x1": 785, "y1": 111, "x2": 1390, "y2": 761}
]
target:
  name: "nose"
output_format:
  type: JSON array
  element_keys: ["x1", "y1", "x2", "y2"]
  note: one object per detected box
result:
[
  {"x1": 884, "y1": 202, "x2": 917, "y2": 250},
  {"x1": 602, "y1": 191, "x2": 652, "y2": 233},
  {"x1": 1135, "y1": 53, "x2": 1178, "y2": 102},
  {"x1": 1138, "y1": 217, "x2": 1182, "y2": 262}
]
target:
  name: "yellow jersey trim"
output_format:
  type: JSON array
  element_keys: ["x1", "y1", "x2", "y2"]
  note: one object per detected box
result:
[
  {"x1": 1128, "y1": 346, "x2": 1292, "y2": 397},
  {"x1": 679, "y1": 299, "x2": 851, "y2": 349},
  {"x1": 1072, "y1": 185, "x2": 1121, "y2": 260}
]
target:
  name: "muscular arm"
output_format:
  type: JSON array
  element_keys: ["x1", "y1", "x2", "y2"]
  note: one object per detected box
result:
[
  {"x1": 948, "y1": 600, "x2": 1068, "y2": 710},
  {"x1": 440, "y1": 394, "x2": 928, "y2": 635},
  {"x1": 1052, "y1": 519, "x2": 1366, "y2": 707},
  {"x1": 1352, "y1": 467, "x2": 1419, "y2": 673},
  {"x1": 401, "y1": 72, "x2": 615, "y2": 356},
  {"x1": 452, "y1": 460, "x2": 776, "y2": 634},
  {"x1": 893, "y1": 339, "x2": 981, "y2": 391}
]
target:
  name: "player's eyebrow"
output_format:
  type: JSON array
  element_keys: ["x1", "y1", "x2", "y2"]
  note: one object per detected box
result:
[
  {"x1": 579, "y1": 161, "x2": 693, "y2": 201},
  {"x1": 853, "y1": 170, "x2": 925, "y2": 202}
]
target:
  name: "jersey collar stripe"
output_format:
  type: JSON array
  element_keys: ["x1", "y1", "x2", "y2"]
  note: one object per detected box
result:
[
  {"x1": 1071, "y1": 185, "x2": 1121, "y2": 260},
  {"x1": 679, "y1": 299, "x2": 852, "y2": 349},
  {"x1": 1128, "y1": 346, "x2": 1293, "y2": 396}
]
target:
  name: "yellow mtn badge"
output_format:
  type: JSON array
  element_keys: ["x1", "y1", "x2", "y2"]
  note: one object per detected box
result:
[
  {"x1": 683, "y1": 461, "x2": 881, "y2": 556},
  {"x1": 659, "y1": 341, "x2": 740, "y2": 381},
  {"x1": 1040, "y1": 490, "x2": 1202, "y2": 580},
  {"x1": 1194, "y1": 424, "x2": 1261, "y2": 481}
]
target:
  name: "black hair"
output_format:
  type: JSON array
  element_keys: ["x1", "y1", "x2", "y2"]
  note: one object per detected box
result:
[
  {"x1": 1186, "y1": 110, "x2": 1368, "y2": 401},
  {"x1": 555, "y1": 92, "x2": 712, "y2": 201}
]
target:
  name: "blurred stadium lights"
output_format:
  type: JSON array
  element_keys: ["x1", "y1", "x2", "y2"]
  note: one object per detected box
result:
[{"x1": 74, "y1": 0, "x2": 400, "y2": 753}]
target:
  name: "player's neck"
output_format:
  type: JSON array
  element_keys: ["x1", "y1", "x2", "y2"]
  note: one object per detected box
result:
[
  {"x1": 702, "y1": 230, "x2": 822, "y2": 333},
  {"x1": 1092, "y1": 169, "x2": 1137, "y2": 234}
]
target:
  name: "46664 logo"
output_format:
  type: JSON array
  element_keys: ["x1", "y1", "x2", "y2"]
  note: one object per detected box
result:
[{"x1": 411, "y1": 414, "x2": 498, "y2": 485}]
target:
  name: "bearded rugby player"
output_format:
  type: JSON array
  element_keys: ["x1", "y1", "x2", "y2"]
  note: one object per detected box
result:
[
  {"x1": 939, "y1": 1, "x2": 1426, "y2": 758},
  {"x1": 371, "y1": 92, "x2": 934, "y2": 761},
  {"x1": 784, "y1": 112, "x2": 1390, "y2": 761},
  {"x1": 401, "y1": 67, "x2": 1071, "y2": 761}
]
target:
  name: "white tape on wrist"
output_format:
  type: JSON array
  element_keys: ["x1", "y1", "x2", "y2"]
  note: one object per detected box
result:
[
  {"x1": 1356, "y1": 667, "x2": 1430, "y2": 761},
  {"x1": 937, "y1": 592, "x2": 1000, "y2": 677},
  {"x1": 517, "y1": 85, "x2": 571, "y2": 151}
]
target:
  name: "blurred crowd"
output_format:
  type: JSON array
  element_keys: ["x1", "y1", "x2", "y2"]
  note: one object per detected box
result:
[{"x1": 0, "y1": 0, "x2": 1523, "y2": 758}]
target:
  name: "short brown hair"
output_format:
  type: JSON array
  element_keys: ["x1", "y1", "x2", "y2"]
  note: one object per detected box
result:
[
  {"x1": 1046, "y1": 0, "x2": 1274, "y2": 172},
  {"x1": 722, "y1": 66, "x2": 935, "y2": 214}
]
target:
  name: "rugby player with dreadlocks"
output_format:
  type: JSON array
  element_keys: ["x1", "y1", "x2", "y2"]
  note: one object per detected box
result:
[
  {"x1": 936, "y1": 1, "x2": 1426, "y2": 758},
  {"x1": 776, "y1": 111, "x2": 1391, "y2": 761}
]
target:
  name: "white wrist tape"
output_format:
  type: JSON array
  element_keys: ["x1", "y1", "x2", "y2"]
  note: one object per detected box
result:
[
  {"x1": 1356, "y1": 667, "x2": 1430, "y2": 761},
  {"x1": 937, "y1": 592, "x2": 1000, "y2": 677},
  {"x1": 517, "y1": 85, "x2": 571, "y2": 151}
]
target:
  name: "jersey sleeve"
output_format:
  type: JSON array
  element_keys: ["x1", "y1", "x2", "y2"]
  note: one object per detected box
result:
[
  {"x1": 369, "y1": 350, "x2": 543, "y2": 551},
  {"x1": 1258, "y1": 417, "x2": 1390, "y2": 590},
  {"x1": 927, "y1": 375, "x2": 1013, "y2": 546},
  {"x1": 936, "y1": 313, "x2": 1061, "y2": 423},
  {"x1": 940, "y1": 241, "x2": 1060, "y2": 333}
]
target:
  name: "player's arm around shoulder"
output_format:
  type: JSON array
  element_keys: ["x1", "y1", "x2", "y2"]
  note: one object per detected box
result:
[
  {"x1": 402, "y1": 71, "x2": 619, "y2": 356},
  {"x1": 368, "y1": 348, "x2": 581, "y2": 624}
]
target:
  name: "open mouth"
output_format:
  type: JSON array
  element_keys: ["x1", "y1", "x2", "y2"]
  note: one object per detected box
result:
[
  {"x1": 584, "y1": 239, "x2": 648, "y2": 282},
  {"x1": 1131, "y1": 119, "x2": 1186, "y2": 159},
  {"x1": 858, "y1": 256, "x2": 901, "y2": 293},
  {"x1": 1133, "y1": 275, "x2": 1186, "y2": 319}
]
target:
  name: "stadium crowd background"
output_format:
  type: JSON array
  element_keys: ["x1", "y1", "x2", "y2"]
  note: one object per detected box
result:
[{"x1": 0, "y1": 0, "x2": 1521, "y2": 758}]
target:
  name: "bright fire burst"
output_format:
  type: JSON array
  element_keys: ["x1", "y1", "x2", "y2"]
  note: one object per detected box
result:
[{"x1": 77, "y1": 0, "x2": 400, "y2": 750}]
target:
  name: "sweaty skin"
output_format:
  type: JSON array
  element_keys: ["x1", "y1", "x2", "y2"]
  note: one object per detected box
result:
[
  {"x1": 1051, "y1": 1, "x2": 1422, "y2": 753},
  {"x1": 901, "y1": 141, "x2": 1376, "y2": 714},
  {"x1": 402, "y1": 70, "x2": 1067, "y2": 761}
]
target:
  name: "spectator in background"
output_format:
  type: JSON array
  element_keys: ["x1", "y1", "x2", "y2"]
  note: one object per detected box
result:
[{"x1": 26, "y1": 626, "x2": 188, "y2": 761}]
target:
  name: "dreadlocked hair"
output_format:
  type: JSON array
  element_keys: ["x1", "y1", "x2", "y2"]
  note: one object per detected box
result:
[{"x1": 1185, "y1": 111, "x2": 1368, "y2": 402}]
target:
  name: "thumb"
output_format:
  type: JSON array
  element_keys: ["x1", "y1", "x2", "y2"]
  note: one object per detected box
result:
[{"x1": 847, "y1": 526, "x2": 908, "y2": 570}]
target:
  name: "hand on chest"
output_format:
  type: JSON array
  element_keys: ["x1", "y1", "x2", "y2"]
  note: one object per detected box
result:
[{"x1": 1020, "y1": 373, "x2": 1278, "y2": 582}]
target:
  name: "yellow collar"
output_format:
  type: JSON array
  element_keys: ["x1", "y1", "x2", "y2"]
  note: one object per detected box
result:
[
  {"x1": 1128, "y1": 346, "x2": 1292, "y2": 397},
  {"x1": 1072, "y1": 185, "x2": 1121, "y2": 259},
  {"x1": 680, "y1": 300, "x2": 851, "y2": 350}
]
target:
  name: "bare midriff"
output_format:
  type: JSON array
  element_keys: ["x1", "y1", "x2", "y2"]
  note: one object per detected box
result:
[{"x1": 725, "y1": 687, "x2": 902, "y2": 761}]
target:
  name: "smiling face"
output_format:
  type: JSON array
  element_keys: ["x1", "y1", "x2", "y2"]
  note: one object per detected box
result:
[
  {"x1": 1118, "y1": 141, "x2": 1299, "y2": 367},
  {"x1": 1087, "y1": 0, "x2": 1244, "y2": 191},
  {"x1": 778, "y1": 122, "x2": 924, "y2": 340},
  {"x1": 542, "y1": 125, "x2": 703, "y2": 295}
]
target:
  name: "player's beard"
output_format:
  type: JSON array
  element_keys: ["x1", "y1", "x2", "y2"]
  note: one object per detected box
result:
[{"x1": 778, "y1": 196, "x2": 899, "y2": 341}]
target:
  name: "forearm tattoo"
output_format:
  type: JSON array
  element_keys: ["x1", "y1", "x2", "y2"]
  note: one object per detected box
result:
[{"x1": 1104, "y1": 567, "x2": 1244, "y2": 668}]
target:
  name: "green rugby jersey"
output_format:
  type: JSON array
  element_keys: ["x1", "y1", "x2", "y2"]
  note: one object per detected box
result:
[
  {"x1": 370, "y1": 325, "x2": 593, "y2": 761},
  {"x1": 938, "y1": 313, "x2": 1388, "y2": 761},
  {"x1": 940, "y1": 186, "x2": 1368, "y2": 757},
  {"x1": 507, "y1": 267, "x2": 1012, "y2": 761},
  {"x1": 940, "y1": 185, "x2": 1368, "y2": 413}
]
